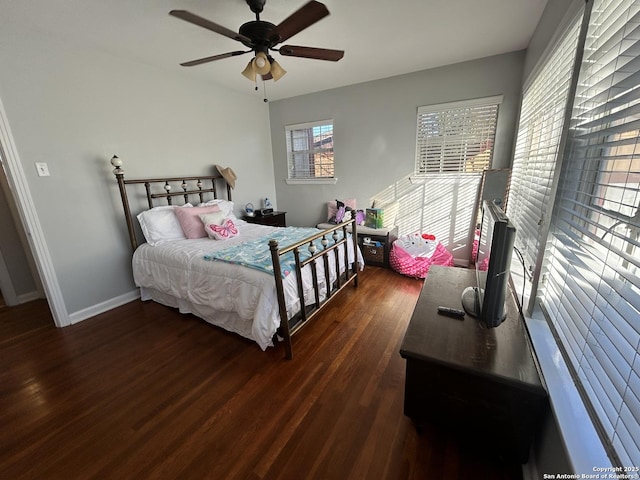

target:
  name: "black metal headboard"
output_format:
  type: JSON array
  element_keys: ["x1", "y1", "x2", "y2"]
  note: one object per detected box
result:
[{"x1": 110, "y1": 156, "x2": 232, "y2": 251}]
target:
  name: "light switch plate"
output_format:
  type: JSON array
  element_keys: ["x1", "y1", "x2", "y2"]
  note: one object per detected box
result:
[{"x1": 35, "y1": 162, "x2": 50, "y2": 177}]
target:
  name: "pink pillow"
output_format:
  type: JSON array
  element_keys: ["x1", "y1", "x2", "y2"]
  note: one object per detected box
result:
[
  {"x1": 175, "y1": 205, "x2": 222, "y2": 239},
  {"x1": 327, "y1": 198, "x2": 356, "y2": 221}
]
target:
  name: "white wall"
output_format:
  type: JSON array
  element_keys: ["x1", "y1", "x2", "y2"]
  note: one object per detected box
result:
[
  {"x1": 0, "y1": 23, "x2": 275, "y2": 319},
  {"x1": 268, "y1": 51, "x2": 525, "y2": 231}
]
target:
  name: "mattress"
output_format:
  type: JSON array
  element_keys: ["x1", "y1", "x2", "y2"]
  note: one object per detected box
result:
[{"x1": 132, "y1": 219, "x2": 362, "y2": 350}]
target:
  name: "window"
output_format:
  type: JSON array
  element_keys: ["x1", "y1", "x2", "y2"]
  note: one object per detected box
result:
[
  {"x1": 509, "y1": 0, "x2": 640, "y2": 467},
  {"x1": 411, "y1": 96, "x2": 502, "y2": 264},
  {"x1": 541, "y1": 0, "x2": 640, "y2": 467},
  {"x1": 285, "y1": 120, "x2": 335, "y2": 182},
  {"x1": 507, "y1": 8, "x2": 582, "y2": 288},
  {"x1": 415, "y1": 96, "x2": 502, "y2": 176}
]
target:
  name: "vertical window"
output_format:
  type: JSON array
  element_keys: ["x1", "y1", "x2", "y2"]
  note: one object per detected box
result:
[
  {"x1": 415, "y1": 96, "x2": 502, "y2": 175},
  {"x1": 412, "y1": 96, "x2": 501, "y2": 263},
  {"x1": 285, "y1": 120, "x2": 334, "y2": 181},
  {"x1": 507, "y1": 10, "x2": 582, "y2": 287},
  {"x1": 536, "y1": 0, "x2": 640, "y2": 468}
]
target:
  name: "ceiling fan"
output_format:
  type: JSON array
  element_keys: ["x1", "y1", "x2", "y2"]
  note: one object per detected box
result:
[{"x1": 169, "y1": 0, "x2": 344, "y2": 84}]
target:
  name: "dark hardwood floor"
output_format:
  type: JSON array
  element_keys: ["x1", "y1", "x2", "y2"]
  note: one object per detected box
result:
[{"x1": 0, "y1": 267, "x2": 523, "y2": 480}]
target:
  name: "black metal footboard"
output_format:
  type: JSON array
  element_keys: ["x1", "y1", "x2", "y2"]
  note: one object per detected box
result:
[{"x1": 268, "y1": 219, "x2": 360, "y2": 359}]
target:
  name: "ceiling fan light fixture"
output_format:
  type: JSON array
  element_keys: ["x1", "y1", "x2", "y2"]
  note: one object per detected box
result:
[
  {"x1": 253, "y1": 51, "x2": 271, "y2": 75},
  {"x1": 241, "y1": 60, "x2": 257, "y2": 82},
  {"x1": 269, "y1": 59, "x2": 286, "y2": 82}
]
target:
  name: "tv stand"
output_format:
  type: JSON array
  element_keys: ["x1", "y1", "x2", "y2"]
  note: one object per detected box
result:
[
  {"x1": 461, "y1": 285, "x2": 480, "y2": 317},
  {"x1": 400, "y1": 266, "x2": 547, "y2": 463}
]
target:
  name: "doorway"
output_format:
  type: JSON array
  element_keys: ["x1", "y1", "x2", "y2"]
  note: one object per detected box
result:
[
  {"x1": 0, "y1": 95, "x2": 67, "y2": 326},
  {"x1": 0, "y1": 147, "x2": 44, "y2": 306}
]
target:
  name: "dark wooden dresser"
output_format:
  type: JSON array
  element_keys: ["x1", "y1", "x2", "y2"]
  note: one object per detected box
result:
[
  {"x1": 244, "y1": 211, "x2": 286, "y2": 227},
  {"x1": 400, "y1": 266, "x2": 548, "y2": 463}
]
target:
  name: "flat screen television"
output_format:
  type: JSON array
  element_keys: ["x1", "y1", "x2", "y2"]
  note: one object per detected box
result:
[{"x1": 461, "y1": 199, "x2": 516, "y2": 328}]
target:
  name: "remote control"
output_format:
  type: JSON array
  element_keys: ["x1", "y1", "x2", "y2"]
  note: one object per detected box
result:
[{"x1": 437, "y1": 306, "x2": 465, "y2": 319}]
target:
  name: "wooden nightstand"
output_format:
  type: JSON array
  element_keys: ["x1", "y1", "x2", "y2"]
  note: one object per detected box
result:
[
  {"x1": 244, "y1": 211, "x2": 287, "y2": 227},
  {"x1": 357, "y1": 226, "x2": 399, "y2": 268}
]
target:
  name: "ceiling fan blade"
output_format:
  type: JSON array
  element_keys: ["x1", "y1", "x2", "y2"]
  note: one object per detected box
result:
[
  {"x1": 279, "y1": 45, "x2": 344, "y2": 61},
  {"x1": 169, "y1": 10, "x2": 252, "y2": 44},
  {"x1": 180, "y1": 51, "x2": 249, "y2": 67},
  {"x1": 271, "y1": 1, "x2": 329, "y2": 44}
]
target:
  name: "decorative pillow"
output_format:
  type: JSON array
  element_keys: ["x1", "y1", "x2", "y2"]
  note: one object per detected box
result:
[
  {"x1": 334, "y1": 206, "x2": 353, "y2": 223},
  {"x1": 199, "y1": 211, "x2": 227, "y2": 240},
  {"x1": 327, "y1": 198, "x2": 356, "y2": 221},
  {"x1": 174, "y1": 205, "x2": 222, "y2": 239},
  {"x1": 136, "y1": 204, "x2": 192, "y2": 246},
  {"x1": 205, "y1": 218, "x2": 239, "y2": 240}
]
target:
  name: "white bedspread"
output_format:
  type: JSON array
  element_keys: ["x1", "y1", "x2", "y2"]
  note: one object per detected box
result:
[{"x1": 132, "y1": 220, "x2": 362, "y2": 350}]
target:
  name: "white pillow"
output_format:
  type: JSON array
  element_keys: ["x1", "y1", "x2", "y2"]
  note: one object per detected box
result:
[
  {"x1": 199, "y1": 199, "x2": 236, "y2": 219},
  {"x1": 136, "y1": 204, "x2": 192, "y2": 246}
]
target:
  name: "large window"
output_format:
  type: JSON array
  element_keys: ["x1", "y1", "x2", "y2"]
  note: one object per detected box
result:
[
  {"x1": 507, "y1": 15, "x2": 582, "y2": 285},
  {"x1": 415, "y1": 96, "x2": 502, "y2": 176},
  {"x1": 510, "y1": 0, "x2": 640, "y2": 467},
  {"x1": 285, "y1": 120, "x2": 335, "y2": 182},
  {"x1": 541, "y1": 0, "x2": 640, "y2": 467},
  {"x1": 412, "y1": 97, "x2": 502, "y2": 263}
]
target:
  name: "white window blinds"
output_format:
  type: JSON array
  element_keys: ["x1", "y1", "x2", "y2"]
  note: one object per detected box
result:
[
  {"x1": 541, "y1": 0, "x2": 640, "y2": 467},
  {"x1": 415, "y1": 96, "x2": 502, "y2": 175},
  {"x1": 507, "y1": 14, "x2": 582, "y2": 282},
  {"x1": 285, "y1": 120, "x2": 335, "y2": 180}
]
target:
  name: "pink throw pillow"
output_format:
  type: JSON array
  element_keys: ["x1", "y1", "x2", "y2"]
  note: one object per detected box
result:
[{"x1": 175, "y1": 205, "x2": 222, "y2": 239}]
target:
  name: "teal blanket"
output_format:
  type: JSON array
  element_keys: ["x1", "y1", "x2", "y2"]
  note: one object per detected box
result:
[{"x1": 204, "y1": 227, "x2": 345, "y2": 278}]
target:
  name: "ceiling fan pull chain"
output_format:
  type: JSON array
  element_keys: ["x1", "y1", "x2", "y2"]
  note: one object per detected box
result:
[{"x1": 262, "y1": 79, "x2": 268, "y2": 103}]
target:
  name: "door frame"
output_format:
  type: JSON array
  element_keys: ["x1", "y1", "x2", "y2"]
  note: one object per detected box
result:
[{"x1": 0, "y1": 95, "x2": 69, "y2": 326}]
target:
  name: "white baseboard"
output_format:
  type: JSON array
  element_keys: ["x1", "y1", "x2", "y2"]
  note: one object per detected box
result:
[
  {"x1": 68, "y1": 289, "x2": 140, "y2": 325},
  {"x1": 17, "y1": 290, "x2": 44, "y2": 304},
  {"x1": 453, "y1": 258, "x2": 470, "y2": 268}
]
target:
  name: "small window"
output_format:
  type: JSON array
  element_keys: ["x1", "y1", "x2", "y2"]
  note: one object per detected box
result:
[
  {"x1": 285, "y1": 120, "x2": 335, "y2": 183},
  {"x1": 415, "y1": 96, "x2": 502, "y2": 176}
]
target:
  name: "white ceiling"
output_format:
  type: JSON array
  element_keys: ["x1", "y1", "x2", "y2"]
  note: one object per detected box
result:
[{"x1": 3, "y1": 0, "x2": 548, "y2": 101}]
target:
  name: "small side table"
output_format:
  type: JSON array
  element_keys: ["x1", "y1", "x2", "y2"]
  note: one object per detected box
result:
[
  {"x1": 357, "y1": 226, "x2": 399, "y2": 268},
  {"x1": 244, "y1": 211, "x2": 287, "y2": 227}
]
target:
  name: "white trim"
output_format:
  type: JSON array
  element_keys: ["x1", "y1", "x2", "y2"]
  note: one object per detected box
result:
[
  {"x1": 284, "y1": 118, "x2": 333, "y2": 131},
  {"x1": 526, "y1": 313, "x2": 613, "y2": 475},
  {"x1": 0, "y1": 96, "x2": 69, "y2": 327},
  {"x1": 17, "y1": 290, "x2": 43, "y2": 304},
  {"x1": 409, "y1": 173, "x2": 482, "y2": 184},
  {"x1": 69, "y1": 289, "x2": 140, "y2": 325},
  {"x1": 417, "y1": 95, "x2": 503, "y2": 114},
  {"x1": 285, "y1": 177, "x2": 338, "y2": 185}
]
